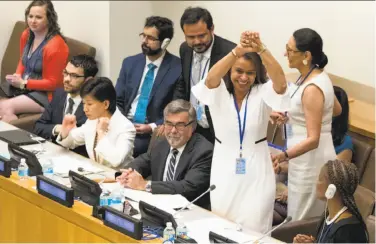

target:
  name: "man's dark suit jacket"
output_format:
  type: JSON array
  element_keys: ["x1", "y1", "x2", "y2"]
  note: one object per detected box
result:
[
  {"x1": 115, "y1": 51, "x2": 182, "y2": 125},
  {"x1": 33, "y1": 88, "x2": 88, "y2": 156},
  {"x1": 115, "y1": 51, "x2": 182, "y2": 157},
  {"x1": 173, "y1": 35, "x2": 236, "y2": 144},
  {"x1": 126, "y1": 133, "x2": 213, "y2": 210}
]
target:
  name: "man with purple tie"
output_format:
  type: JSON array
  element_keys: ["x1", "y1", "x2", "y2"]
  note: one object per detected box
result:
[{"x1": 115, "y1": 16, "x2": 181, "y2": 157}]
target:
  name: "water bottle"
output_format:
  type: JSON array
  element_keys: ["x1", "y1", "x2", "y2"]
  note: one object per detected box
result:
[
  {"x1": 110, "y1": 190, "x2": 123, "y2": 205},
  {"x1": 42, "y1": 159, "x2": 54, "y2": 178},
  {"x1": 99, "y1": 190, "x2": 110, "y2": 206},
  {"x1": 163, "y1": 222, "x2": 175, "y2": 244},
  {"x1": 176, "y1": 222, "x2": 188, "y2": 238},
  {"x1": 18, "y1": 158, "x2": 28, "y2": 180}
]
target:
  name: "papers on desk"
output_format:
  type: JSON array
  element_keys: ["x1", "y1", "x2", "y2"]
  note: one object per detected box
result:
[
  {"x1": 48, "y1": 156, "x2": 103, "y2": 175},
  {"x1": 102, "y1": 182, "x2": 190, "y2": 214},
  {"x1": 185, "y1": 218, "x2": 263, "y2": 244}
]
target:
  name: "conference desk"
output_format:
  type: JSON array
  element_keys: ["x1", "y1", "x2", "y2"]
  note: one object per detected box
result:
[{"x1": 0, "y1": 122, "x2": 279, "y2": 243}]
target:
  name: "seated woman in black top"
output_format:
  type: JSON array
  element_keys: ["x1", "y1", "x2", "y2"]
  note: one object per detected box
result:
[{"x1": 293, "y1": 159, "x2": 368, "y2": 243}]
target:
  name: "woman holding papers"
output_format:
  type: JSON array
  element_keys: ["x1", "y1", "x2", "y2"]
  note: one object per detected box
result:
[
  {"x1": 272, "y1": 28, "x2": 341, "y2": 221},
  {"x1": 57, "y1": 77, "x2": 136, "y2": 169},
  {"x1": 191, "y1": 31, "x2": 289, "y2": 233}
]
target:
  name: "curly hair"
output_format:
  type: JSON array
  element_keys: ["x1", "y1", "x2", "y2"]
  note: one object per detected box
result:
[
  {"x1": 320, "y1": 160, "x2": 369, "y2": 242},
  {"x1": 24, "y1": 0, "x2": 64, "y2": 40}
]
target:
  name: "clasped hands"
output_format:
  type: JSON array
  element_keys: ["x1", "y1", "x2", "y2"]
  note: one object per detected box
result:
[
  {"x1": 116, "y1": 168, "x2": 147, "y2": 191},
  {"x1": 60, "y1": 115, "x2": 110, "y2": 139},
  {"x1": 233, "y1": 31, "x2": 264, "y2": 57},
  {"x1": 5, "y1": 74, "x2": 26, "y2": 89}
]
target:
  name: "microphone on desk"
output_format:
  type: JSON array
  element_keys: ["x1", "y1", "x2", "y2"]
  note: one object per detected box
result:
[
  {"x1": 248, "y1": 216, "x2": 292, "y2": 243},
  {"x1": 173, "y1": 185, "x2": 216, "y2": 217}
]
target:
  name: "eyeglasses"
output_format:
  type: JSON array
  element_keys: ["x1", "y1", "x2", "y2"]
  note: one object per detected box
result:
[
  {"x1": 286, "y1": 44, "x2": 303, "y2": 55},
  {"x1": 63, "y1": 70, "x2": 85, "y2": 79},
  {"x1": 164, "y1": 120, "x2": 194, "y2": 131},
  {"x1": 139, "y1": 33, "x2": 159, "y2": 42}
]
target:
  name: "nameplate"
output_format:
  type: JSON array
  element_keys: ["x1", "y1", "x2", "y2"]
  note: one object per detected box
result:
[
  {"x1": 0, "y1": 155, "x2": 11, "y2": 178},
  {"x1": 102, "y1": 206, "x2": 143, "y2": 240},
  {"x1": 36, "y1": 175, "x2": 74, "y2": 208}
]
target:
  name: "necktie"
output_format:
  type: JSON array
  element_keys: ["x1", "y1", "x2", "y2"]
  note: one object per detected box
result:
[
  {"x1": 190, "y1": 53, "x2": 204, "y2": 106},
  {"x1": 66, "y1": 98, "x2": 74, "y2": 115},
  {"x1": 134, "y1": 63, "x2": 157, "y2": 123},
  {"x1": 166, "y1": 148, "x2": 179, "y2": 181}
]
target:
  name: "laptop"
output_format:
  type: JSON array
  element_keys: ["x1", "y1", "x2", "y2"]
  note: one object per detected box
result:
[
  {"x1": 0, "y1": 129, "x2": 45, "y2": 146},
  {"x1": 0, "y1": 82, "x2": 27, "y2": 97}
]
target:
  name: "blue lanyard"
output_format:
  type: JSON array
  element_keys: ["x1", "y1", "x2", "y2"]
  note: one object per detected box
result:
[
  {"x1": 233, "y1": 92, "x2": 250, "y2": 158},
  {"x1": 290, "y1": 65, "x2": 316, "y2": 99}
]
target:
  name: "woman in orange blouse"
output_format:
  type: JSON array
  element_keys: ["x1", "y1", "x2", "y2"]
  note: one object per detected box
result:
[{"x1": 0, "y1": 0, "x2": 69, "y2": 122}]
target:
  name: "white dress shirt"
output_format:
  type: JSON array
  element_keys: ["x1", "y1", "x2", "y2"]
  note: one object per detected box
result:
[
  {"x1": 52, "y1": 94, "x2": 82, "y2": 136},
  {"x1": 56, "y1": 109, "x2": 136, "y2": 170},
  {"x1": 162, "y1": 144, "x2": 187, "y2": 181},
  {"x1": 190, "y1": 37, "x2": 215, "y2": 128},
  {"x1": 127, "y1": 52, "x2": 166, "y2": 130}
]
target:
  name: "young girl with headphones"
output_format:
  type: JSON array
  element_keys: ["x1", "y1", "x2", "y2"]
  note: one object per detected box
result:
[{"x1": 293, "y1": 160, "x2": 369, "y2": 243}]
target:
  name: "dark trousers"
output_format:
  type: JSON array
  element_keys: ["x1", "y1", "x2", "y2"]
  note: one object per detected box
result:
[
  {"x1": 195, "y1": 124, "x2": 214, "y2": 144},
  {"x1": 133, "y1": 133, "x2": 152, "y2": 158}
]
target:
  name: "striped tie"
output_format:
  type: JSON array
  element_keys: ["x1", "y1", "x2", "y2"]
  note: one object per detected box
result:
[{"x1": 166, "y1": 148, "x2": 179, "y2": 181}]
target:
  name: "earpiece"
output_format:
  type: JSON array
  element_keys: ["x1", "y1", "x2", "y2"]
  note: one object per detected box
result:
[
  {"x1": 325, "y1": 184, "x2": 336, "y2": 199},
  {"x1": 161, "y1": 38, "x2": 171, "y2": 50}
]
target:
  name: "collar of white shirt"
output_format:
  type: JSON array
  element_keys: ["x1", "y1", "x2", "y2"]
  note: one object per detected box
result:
[
  {"x1": 66, "y1": 93, "x2": 82, "y2": 108},
  {"x1": 146, "y1": 51, "x2": 166, "y2": 69},
  {"x1": 193, "y1": 35, "x2": 215, "y2": 61},
  {"x1": 169, "y1": 143, "x2": 187, "y2": 156}
]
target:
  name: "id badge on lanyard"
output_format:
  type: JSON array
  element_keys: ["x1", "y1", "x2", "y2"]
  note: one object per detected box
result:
[{"x1": 234, "y1": 93, "x2": 250, "y2": 175}]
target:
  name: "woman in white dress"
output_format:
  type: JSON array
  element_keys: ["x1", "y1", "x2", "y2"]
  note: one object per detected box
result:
[
  {"x1": 272, "y1": 28, "x2": 342, "y2": 221},
  {"x1": 192, "y1": 31, "x2": 290, "y2": 233}
]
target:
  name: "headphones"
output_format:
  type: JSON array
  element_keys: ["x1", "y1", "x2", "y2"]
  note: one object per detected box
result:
[
  {"x1": 325, "y1": 184, "x2": 337, "y2": 199},
  {"x1": 161, "y1": 38, "x2": 171, "y2": 50}
]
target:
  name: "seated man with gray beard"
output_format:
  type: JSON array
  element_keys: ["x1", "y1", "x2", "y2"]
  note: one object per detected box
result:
[{"x1": 116, "y1": 99, "x2": 213, "y2": 210}]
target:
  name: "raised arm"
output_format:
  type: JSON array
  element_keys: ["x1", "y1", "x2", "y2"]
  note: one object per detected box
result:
[{"x1": 244, "y1": 31, "x2": 287, "y2": 94}]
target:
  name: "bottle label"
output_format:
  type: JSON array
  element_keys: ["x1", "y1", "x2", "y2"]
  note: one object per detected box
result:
[
  {"x1": 100, "y1": 198, "x2": 108, "y2": 206},
  {"x1": 163, "y1": 235, "x2": 174, "y2": 244},
  {"x1": 18, "y1": 169, "x2": 26, "y2": 177}
]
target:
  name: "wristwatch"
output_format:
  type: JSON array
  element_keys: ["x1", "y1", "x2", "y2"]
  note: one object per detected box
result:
[
  {"x1": 283, "y1": 150, "x2": 289, "y2": 161},
  {"x1": 145, "y1": 181, "x2": 152, "y2": 193},
  {"x1": 19, "y1": 79, "x2": 27, "y2": 90}
]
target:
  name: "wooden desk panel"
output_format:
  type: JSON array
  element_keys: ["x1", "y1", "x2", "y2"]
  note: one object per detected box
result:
[
  {"x1": 0, "y1": 175, "x2": 152, "y2": 243},
  {"x1": 348, "y1": 99, "x2": 375, "y2": 139},
  {"x1": 0, "y1": 188, "x2": 108, "y2": 243}
]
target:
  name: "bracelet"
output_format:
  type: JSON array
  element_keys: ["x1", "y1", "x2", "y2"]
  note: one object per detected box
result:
[
  {"x1": 257, "y1": 48, "x2": 267, "y2": 55},
  {"x1": 231, "y1": 49, "x2": 238, "y2": 58},
  {"x1": 257, "y1": 43, "x2": 267, "y2": 55}
]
